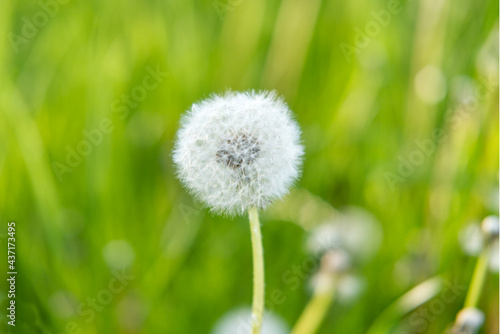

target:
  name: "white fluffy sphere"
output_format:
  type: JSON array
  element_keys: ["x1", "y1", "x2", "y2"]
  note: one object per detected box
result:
[
  {"x1": 211, "y1": 307, "x2": 289, "y2": 334},
  {"x1": 306, "y1": 207, "x2": 382, "y2": 261},
  {"x1": 454, "y1": 307, "x2": 485, "y2": 332},
  {"x1": 173, "y1": 91, "x2": 303, "y2": 215},
  {"x1": 481, "y1": 215, "x2": 499, "y2": 238},
  {"x1": 459, "y1": 223, "x2": 483, "y2": 256}
]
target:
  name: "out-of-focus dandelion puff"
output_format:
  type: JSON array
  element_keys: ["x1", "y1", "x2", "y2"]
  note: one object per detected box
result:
[
  {"x1": 338, "y1": 207, "x2": 383, "y2": 260},
  {"x1": 336, "y1": 274, "x2": 365, "y2": 304},
  {"x1": 173, "y1": 90, "x2": 304, "y2": 215},
  {"x1": 309, "y1": 249, "x2": 352, "y2": 294},
  {"x1": 481, "y1": 215, "x2": 499, "y2": 238},
  {"x1": 459, "y1": 219, "x2": 499, "y2": 272},
  {"x1": 306, "y1": 207, "x2": 382, "y2": 261},
  {"x1": 103, "y1": 239, "x2": 136, "y2": 269},
  {"x1": 414, "y1": 65, "x2": 447, "y2": 104},
  {"x1": 116, "y1": 293, "x2": 148, "y2": 331},
  {"x1": 48, "y1": 291, "x2": 77, "y2": 319},
  {"x1": 310, "y1": 271, "x2": 335, "y2": 294},
  {"x1": 309, "y1": 248, "x2": 351, "y2": 293},
  {"x1": 458, "y1": 223, "x2": 483, "y2": 256},
  {"x1": 453, "y1": 307, "x2": 485, "y2": 334},
  {"x1": 307, "y1": 223, "x2": 342, "y2": 254},
  {"x1": 321, "y1": 249, "x2": 351, "y2": 274},
  {"x1": 211, "y1": 307, "x2": 289, "y2": 334}
]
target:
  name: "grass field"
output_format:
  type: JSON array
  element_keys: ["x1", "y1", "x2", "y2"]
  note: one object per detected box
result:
[{"x1": 0, "y1": 0, "x2": 498, "y2": 333}]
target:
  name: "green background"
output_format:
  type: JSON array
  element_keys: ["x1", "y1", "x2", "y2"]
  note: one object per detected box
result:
[{"x1": 0, "y1": 0, "x2": 498, "y2": 333}]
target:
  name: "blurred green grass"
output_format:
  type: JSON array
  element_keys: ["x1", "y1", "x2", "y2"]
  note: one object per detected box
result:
[{"x1": 0, "y1": 0, "x2": 498, "y2": 333}]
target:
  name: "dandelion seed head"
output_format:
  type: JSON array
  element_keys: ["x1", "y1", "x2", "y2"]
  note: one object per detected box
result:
[
  {"x1": 321, "y1": 249, "x2": 351, "y2": 274},
  {"x1": 336, "y1": 275, "x2": 365, "y2": 304},
  {"x1": 211, "y1": 307, "x2": 289, "y2": 334},
  {"x1": 306, "y1": 207, "x2": 382, "y2": 261},
  {"x1": 173, "y1": 90, "x2": 304, "y2": 215},
  {"x1": 459, "y1": 222, "x2": 483, "y2": 256},
  {"x1": 309, "y1": 249, "x2": 352, "y2": 294},
  {"x1": 454, "y1": 307, "x2": 485, "y2": 332},
  {"x1": 481, "y1": 215, "x2": 499, "y2": 238}
]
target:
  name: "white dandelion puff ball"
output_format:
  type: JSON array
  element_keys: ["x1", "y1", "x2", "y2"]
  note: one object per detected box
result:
[
  {"x1": 336, "y1": 274, "x2": 365, "y2": 304},
  {"x1": 481, "y1": 215, "x2": 499, "y2": 238},
  {"x1": 459, "y1": 222, "x2": 483, "y2": 256},
  {"x1": 454, "y1": 307, "x2": 485, "y2": 332},
  {"x1": 173, "y1": 91, "x2": 304, "y2": 215},
  {"x1": 211, "y1": 307, "x2": 289, "y2": 334},
  {"x1": 306, "y1": 207, "x2": 382, "y2": 261}
]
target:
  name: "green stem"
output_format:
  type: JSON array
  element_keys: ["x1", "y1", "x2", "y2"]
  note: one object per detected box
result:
[
  {"x1": 464, "y1": 243, "x2": 491, "y2": 308},
  {"x1": 365, "y1": 276, "x2": 442, "y2": 334},
  {"x1": 248, "y1": 207, "x2": 265, "y2": 334},
  {"x1": 291, "y1": 280, "x2": 335, "y2": 334}
]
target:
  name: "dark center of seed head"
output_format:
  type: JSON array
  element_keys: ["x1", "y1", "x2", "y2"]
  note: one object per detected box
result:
[{"x1": 216, "y1": 133, "x2": 260, "y2": 170}]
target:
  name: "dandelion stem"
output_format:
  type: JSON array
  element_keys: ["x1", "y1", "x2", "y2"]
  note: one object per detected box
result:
[
  {"x1": 248, "y1": 207, "x2": 265, "y2": 334},
  {"x1": 291, "y1": 282, "x2": 335, "y2": 334},
  {"x1": 464, "y1": 243, "x2": 491, "y2": 308}
]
